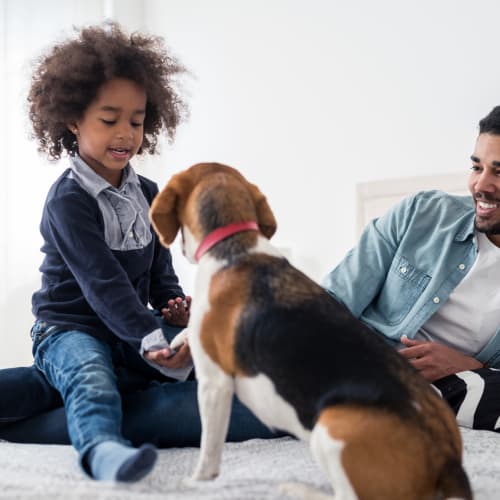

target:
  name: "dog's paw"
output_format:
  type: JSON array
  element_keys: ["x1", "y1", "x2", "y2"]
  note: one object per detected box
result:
[
  {"x1": 180, "y1": 476, "x2": 200, "y2": 489},
  {"x1": 180, "y1": 473, "x2": 218, "y2": 488},
  {"x1": 170, "y1": 329, "x2": 189, "y2": 350},
  {"x1": 279, "y1": 482, "x2": 332, "y2": 500},
  {"x1": 191, "y1": 466, "x2": 219, "y2": 481}
]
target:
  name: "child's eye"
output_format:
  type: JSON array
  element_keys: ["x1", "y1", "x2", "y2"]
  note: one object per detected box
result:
[
  {"x1": 131, "y1": 122, "x2": 143, "y2": 128},
  {"x1": 470, "y1": 165, "x2": 481, "y2": 172},
  {"x1": 101, "y1": 119, "x2": 116, "y2": 125}
]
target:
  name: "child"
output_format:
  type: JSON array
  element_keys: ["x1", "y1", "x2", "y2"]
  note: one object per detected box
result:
[{"x1": 27, "y1": 22, "x2": 192, "y2": 482}]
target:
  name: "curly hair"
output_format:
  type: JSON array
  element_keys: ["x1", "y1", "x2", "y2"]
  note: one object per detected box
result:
[{"x1": 28, "y1": 22, "x2": 188, "y2": 160}]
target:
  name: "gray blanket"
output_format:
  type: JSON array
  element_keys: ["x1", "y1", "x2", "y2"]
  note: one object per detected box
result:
[{"x1": 1, "y1": 428, "x2": 498, "y2": 499}]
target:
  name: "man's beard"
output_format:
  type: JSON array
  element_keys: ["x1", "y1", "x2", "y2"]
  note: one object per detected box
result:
[
  {"x1": 475, "y1": 217, "x2": 500, "y2": 235},
  {"x1": 474, "y1": 192, "x2": 500, "y2": 235}
]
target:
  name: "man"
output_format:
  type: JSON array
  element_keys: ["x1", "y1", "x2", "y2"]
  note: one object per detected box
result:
[{"x1": 322, "y1": 106, "x2": 500, "y2": 432}]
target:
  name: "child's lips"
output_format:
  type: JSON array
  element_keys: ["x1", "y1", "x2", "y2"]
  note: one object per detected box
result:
[{"x1": 109, "y1": 147, "x2": 131, "y2": 159}]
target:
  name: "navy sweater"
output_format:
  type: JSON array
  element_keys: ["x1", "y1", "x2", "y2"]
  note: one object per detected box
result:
[{"x1": 31, "y1": 169, "x2": 184, "y2": 352}]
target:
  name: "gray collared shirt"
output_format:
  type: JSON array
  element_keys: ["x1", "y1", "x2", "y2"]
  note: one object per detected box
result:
[{"x1": 68, "y1": 155, "x2": 152, "y2": 251}]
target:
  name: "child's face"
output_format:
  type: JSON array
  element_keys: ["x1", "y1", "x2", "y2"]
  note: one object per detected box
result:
[{"x1": 70, "y1": 78, "x2": 146, "y2": 187}]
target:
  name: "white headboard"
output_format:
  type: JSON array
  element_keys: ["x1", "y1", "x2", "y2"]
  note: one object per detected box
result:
[{"x1": 356, "y1": 171, "x2": 469, "y2": 236}]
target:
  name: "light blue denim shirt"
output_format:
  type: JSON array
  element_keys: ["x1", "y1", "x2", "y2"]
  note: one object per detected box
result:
[{"x1": 322, "y1": 190, "x2": 500, "y2": 368}]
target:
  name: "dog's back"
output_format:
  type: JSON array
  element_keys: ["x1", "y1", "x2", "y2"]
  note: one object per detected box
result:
[{"x1": 201, "y1": 252, "x2": 471, "y2": 499}]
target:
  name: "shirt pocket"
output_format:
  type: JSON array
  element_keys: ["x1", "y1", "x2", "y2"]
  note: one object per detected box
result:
[{"x1": 375, "y1": 255, "x2": 431, "y2": 325}]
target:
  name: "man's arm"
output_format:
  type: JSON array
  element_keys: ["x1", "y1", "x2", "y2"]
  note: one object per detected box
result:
[{"x1": 322, "y1": 196, "x2": 413, "y2": 317}]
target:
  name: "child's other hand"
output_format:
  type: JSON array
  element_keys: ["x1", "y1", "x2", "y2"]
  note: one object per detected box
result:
[
  {"x1": 161, "y1": 296, "x2": 191, "y2": 327},
  {"x1": 144, "y1": 340, "x2": 192, "y2": 369}
]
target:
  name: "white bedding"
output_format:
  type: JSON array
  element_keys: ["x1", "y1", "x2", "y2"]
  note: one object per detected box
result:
[{"x1": 1, "y1": 428, "x2": 499, "y2": 499}]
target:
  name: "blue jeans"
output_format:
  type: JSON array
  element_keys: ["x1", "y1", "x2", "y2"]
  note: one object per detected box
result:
[
  {"x1": 1, "y1": 314, "x2": 283, "y2": 446},
  {"x1": 33, "y1": 329, "x2": 136, "y2": 462}
]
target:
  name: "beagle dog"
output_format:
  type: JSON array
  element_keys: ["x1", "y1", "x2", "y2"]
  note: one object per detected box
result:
[{"x1": 150, "y1": 163, "x2": 472, "y2": 500}]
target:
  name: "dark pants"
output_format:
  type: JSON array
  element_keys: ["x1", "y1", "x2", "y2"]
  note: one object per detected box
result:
[
  {"x1": 0, "y1": 363, "x2": 282, "y2": 446},
  {"x1": 3, "y1": 366, "x2": 500, "y2": 444},
  {"x1": 433, "y1": 368, "x2": 500, "y2": 432}
]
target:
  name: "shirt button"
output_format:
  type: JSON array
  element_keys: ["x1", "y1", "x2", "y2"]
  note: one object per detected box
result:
[
  {"x1": 458, "y1": 263, "x2": 465, "y2": 270},
  {"x1": 433, "y1": 296, "x2": 440, "y2": 304},
  {"x1": 400, "y1": 266, "x2": 408, "y2": 274}
]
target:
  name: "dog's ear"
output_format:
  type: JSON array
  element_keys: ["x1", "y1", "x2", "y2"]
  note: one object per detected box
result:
[
  {"x1": 247, "y1": 183, "x2": 277, "y2": 239},
  {"x1": 149, "y1": 184, "x2": 180, "y2": 247}
]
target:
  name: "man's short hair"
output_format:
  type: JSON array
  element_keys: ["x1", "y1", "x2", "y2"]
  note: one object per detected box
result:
[{"x1": 479, "y1": 106, "x2": 500, "y2": 135}]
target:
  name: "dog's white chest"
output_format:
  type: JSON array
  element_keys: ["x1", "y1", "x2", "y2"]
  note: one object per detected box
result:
[{"x1": 235, "y1": 374, "x2": 311, "y2": 441}]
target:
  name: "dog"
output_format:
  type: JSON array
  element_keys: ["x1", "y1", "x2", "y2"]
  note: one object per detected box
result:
[{"x1": 150, "y1": 162, "x2": 472, "y2": 500}]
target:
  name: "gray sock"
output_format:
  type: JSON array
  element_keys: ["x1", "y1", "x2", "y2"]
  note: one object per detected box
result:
[{"x1": 88, "y1": 441, "x2": 157, "y2": 482}]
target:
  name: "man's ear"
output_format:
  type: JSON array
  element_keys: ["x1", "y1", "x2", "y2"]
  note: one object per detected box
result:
[
  {"x1": 149, "y1": 185, "x2": 180, "y2": 247},
  {"x1": 247, "y1": 183, "x2": 277, "y2": 239}
]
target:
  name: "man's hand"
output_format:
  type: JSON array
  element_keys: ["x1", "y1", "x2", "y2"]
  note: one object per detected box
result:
[
  {"x1": 161, "y1": 296, "x2": 192, "y2": 327},
  {"x1": 399, "y1": 336, "x2": 483, "y2": 382},
  {"x1": 144, "y1": 339, "x2": 192, "y2": 369}
]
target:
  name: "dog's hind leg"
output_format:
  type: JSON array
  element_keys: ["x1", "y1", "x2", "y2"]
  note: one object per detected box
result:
[
  {"x1": 191, "y1": 369, "x2": 234, "y2": 481},
  {"x1": 278, "y1": 423, "x2": 357, "y2": 500},
  {"x1": 308, "y1": 423, "x2": 358, "y2": 500}
]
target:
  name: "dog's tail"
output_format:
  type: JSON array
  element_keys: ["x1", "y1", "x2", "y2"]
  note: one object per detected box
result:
[{"x1": 437, "y1": 458, "x2": 473, "y2": 500}]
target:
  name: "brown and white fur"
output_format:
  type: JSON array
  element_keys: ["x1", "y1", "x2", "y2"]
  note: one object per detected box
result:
[{"x1": 150, "y1": 162, "x2": 472, "y2": 500}]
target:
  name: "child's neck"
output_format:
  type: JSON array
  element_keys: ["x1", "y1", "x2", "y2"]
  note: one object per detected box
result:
[
  {"x1": 106, "y1": 170, "x2": 123, "y2": 189},
  {"x1": 80, "y1": 155, "x2": 126, "y2": 188}
]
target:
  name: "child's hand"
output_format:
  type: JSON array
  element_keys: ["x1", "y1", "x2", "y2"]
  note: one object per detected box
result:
[
  {"x1": 144, "y1": 340, "x2": 192, "y2": 369},
  {"x1": 161, "y1": 296, "x2": 191, "y2": 327}
]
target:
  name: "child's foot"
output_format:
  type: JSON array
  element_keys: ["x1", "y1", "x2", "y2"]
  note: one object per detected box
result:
[{"x1": 88, "y1": 441, "x2": 157, "y2": 482}]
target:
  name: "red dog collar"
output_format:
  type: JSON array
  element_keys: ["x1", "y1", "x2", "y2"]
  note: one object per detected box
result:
[{"x1": 195, "y1": 221, "x2": 260, "y2": 261}]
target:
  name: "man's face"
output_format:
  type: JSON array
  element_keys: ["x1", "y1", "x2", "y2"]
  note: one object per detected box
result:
[{"x1": 469, "y1": 132, "x2": 500, "y2": 247}]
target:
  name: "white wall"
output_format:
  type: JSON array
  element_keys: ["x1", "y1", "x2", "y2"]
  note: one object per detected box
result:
[
  {"x1": 142, "y1": 0, "x2": 497, "y2": 284},
  {"x1": 2, "y1": 0, "x2": 500, "y2": 366}
]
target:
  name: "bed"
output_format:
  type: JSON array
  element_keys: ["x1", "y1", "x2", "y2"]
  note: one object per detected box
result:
[
  {"x1": 2, "y1": 171, "x2": 499, "y2": 499},
  {"x1": 1, "y1": 428, "x2": 499, "y2": 499}
]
